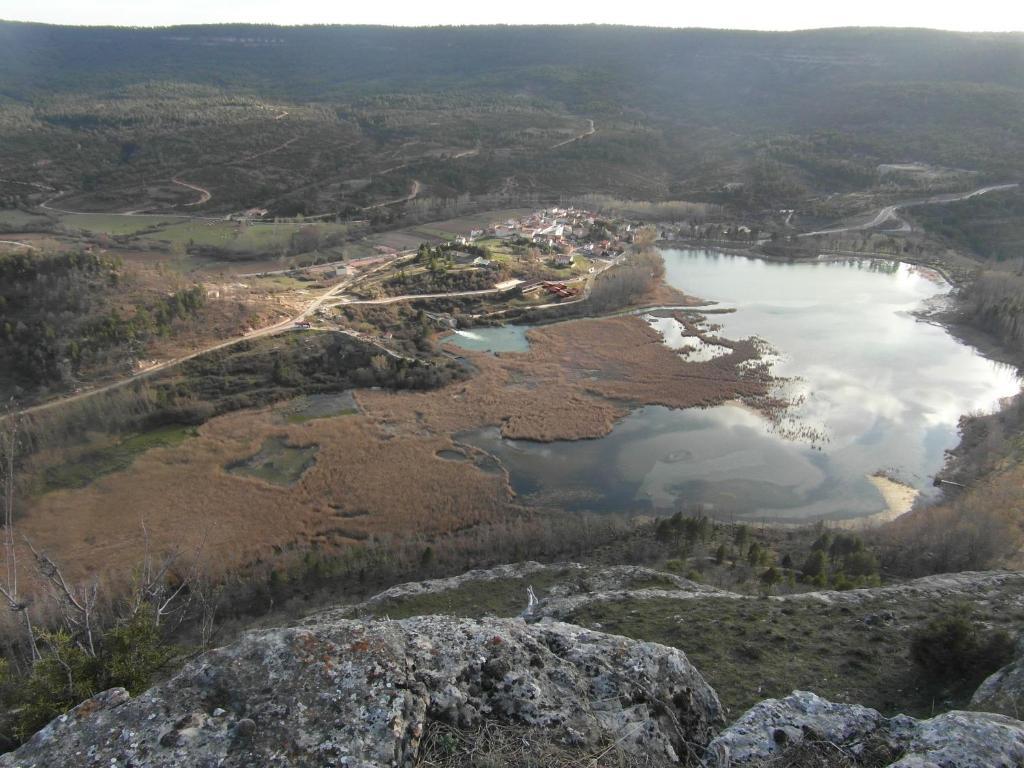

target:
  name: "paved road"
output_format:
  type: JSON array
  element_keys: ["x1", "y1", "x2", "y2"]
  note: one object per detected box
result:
[{"x1": 800, "y1": 183, "x2": 1018, "y2": 238}]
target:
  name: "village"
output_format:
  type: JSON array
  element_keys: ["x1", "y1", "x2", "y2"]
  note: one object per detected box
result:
[{"x1": 324, "y1": 206, "x2": 639, "y2": 308}]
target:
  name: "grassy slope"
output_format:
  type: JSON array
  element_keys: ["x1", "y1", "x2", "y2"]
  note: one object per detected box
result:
[{"x1": 350, "y1": 572, "x2": 1024, "y2": 720}]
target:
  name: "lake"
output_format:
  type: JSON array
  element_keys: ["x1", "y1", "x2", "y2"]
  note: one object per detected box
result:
[{"x1": 456, "y1": 249, "x2": 1020, "y2": 523}]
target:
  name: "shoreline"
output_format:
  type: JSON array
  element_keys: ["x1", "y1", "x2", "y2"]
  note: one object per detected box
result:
[{"x1": 658, "y1": 238, "x2": 1024, "y2": 472}]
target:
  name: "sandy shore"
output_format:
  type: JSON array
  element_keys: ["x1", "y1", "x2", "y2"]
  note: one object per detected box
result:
[{"x1": 832, "y1": 475, "x2": 920, "y2": 530}]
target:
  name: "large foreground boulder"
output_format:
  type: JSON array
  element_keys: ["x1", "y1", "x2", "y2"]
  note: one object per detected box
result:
[
  {"x1": 1, "y1": 616, "x2": 722, "y2": 768},
  {"x1": 707, "y1": 690, "x2": 1024, "y2": 767},
  {"x1": 971, "y1": 640, "x2": 1024, "y2": 718}
]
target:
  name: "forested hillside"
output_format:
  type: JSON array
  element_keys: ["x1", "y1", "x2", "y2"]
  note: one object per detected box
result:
[{"x1": 0, "y1": 23, "x2": 1022, "y2": 215}]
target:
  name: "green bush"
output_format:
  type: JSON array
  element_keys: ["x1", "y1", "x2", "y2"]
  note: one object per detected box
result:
[
  {"x1": 664, "y1": 558, "x2": 686, "y2": 574},
  {"x1": 843, "y1": 549, "x2": 879, "y2": 578},
  {"x1": 12, "y1": 611, "x2": 177, "y2": 742},
  {"x1": 910, "y1": 611, "x2": 1015, "y2": 693},
  {"x1": 802, "y1": 549, "x2": 828, "y2": 579}
]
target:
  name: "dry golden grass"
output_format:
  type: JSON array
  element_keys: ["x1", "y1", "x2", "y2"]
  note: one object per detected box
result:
[
  {"x1": 91, "y1": 259, "x2": 295, "y2": 365},
  {"x1": 876, "y1": 462, "x2": 1024, "y2": 574},
  {"x1": 18, "y1": 293, "x2": 770, "y2": 585},
  {"x1": 359, "y1": 315, "x2": 769, "y2": 442},
  {"x1": 19, "y1": 408, "x2": 509, "y2": 583}
]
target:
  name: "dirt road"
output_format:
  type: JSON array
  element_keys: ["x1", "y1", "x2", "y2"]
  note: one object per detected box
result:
[
  {"x1": 800, "y1": 183, "x2": 1018, "y2": 238},
  {"x1": 361, "y1": 180, "x2": 422, "y2": 210},
  {"x1": 39, "y1": 194, "x2": 216, "y2": 221},
  {"x1": 244, "y1": 136, "x2": 299, "y2": 162},
  {"x1": 551, "y1": 119, "x2": 596, "y2": 149},
  {"x1": 326, "y1": 278, "x2": 524, "y2": 307},
  {"x1": 172, "y1": 177, "x2": 213, "y2": 207},
  {"x1": 13, "y1": 257, "x2": 401, "y2": 418}
]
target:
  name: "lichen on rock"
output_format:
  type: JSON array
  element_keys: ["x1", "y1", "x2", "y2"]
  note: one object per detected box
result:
[
  {"x1": 706, "y1": 690, "x2": 1024, "y2": 767},
  {"x1": 0, "y1": 615, "x2": 722, "y2": 767}
]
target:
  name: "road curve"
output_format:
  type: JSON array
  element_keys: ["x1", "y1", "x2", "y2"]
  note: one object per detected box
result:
[
  {"x1": 551, "y1": 119, "x2": 596, "y2": 149},
  {"x1": 172, "y1": 178, "x2": 213, "y2": 207},
  {"x1": 800, "y1": 183, "x2": 1019, "y2": 238},
  {"x1": 360, "y1": 180, "x2": 422, "y2": 211}
]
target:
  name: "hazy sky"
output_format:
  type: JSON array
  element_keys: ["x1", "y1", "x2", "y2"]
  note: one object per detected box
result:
[{"x1": 1, "y1": 0, "x2": 1022, "y2": 32}]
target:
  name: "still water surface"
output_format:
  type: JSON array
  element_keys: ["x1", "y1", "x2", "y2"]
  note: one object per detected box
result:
[{"x1": 454, "y1": 250, "x2": 1020, "y2": 522}]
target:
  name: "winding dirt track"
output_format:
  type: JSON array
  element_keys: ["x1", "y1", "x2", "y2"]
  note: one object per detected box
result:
[
  {"x1": 12, "y1": 257, "x2": 402, "y2": 418},
  {"x1": 172, "y1": 177, "x2": 213, "y2": 207},
  {"x1": 551, "y1": 119, "x2": 596, "y2": 149},
  {"x1": 360, "y1": 180, "x2": 422, "y2": 210}
]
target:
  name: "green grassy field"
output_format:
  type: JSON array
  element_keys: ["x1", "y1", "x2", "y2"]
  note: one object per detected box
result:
[
  {"x1": 226, "y1": 435, "x2": 319, "y2": 486},
  {"x1": 0, "y1": 209, "x2": 52, "y2": 229},
  {"x1": 58, "y1": 213, "x2": 189, "y2": 236},
  {"x1": 278, "y1": 393, "x2": 359, "y2": 424},
  {"x1": 133, "y1": 219, "x2": 351, "y2": 257},
  {"x1": 40, "y1": 425, "x2": 197, "y2": 494}
]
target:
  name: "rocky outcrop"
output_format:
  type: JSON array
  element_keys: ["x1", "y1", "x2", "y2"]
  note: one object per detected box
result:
[
  {"x1": 0, "y1": 615, "x2": 722, "y2": 768},
  {"x1": 325, "y1": 562, "x2": 1024, "y2": 625},
  {"x1": 707, "y1": 690, "x2": 1024, "y2": 767},
  {"x1": 972, "y1": 638, "x2": 1024, "y2": 718},
  {"x1": 315, "y1": 561, "x2": 728, "y2": 624},
  {"x1": 6, "y1": 563, "x2": 1024, "y2": 767}
]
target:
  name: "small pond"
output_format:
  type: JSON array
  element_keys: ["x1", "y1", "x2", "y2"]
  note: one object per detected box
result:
[
  {"x1": 444, "y1": 326, "x2": 532, "y2": 354},
  {"x1": 226, "y1": 436, "x2": 319, "y2": 487}
]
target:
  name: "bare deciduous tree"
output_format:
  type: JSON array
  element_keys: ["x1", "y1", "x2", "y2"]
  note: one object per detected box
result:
[{"x1": 0, "y1": 410, "x2": 38, "y2": 662}]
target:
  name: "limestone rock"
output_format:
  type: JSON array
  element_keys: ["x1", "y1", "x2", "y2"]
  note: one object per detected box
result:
[
  {"x1": 972, "y1": 652, "x2": 1024, "y2": 718},
  {"x1": 707, "y1": 690, "x2": 1024, "y2": 767},
  {"x1": 1, "y1": 616, "x2": 722, "y2": 768},
  {"x1": 314, "y1": 561, "x2": 726, "y2": 624}
]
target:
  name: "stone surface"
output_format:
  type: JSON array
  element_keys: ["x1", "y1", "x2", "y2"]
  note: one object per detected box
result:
[
  {"x1": 0, "y1": 615, "x2": 722, "y2": 768},
  {"x1": 971, "y1": 635, "x2": 1024, "y2": 718},
  {"x1": 707, "y1": 690, "x2": 1024, "y2": 767},
  {"x1": 314, "y1": 561, "x2": 728, "y2": 624},
  {"x1": 325, "y1": 563, "x2": 1024, "y2": 625}
]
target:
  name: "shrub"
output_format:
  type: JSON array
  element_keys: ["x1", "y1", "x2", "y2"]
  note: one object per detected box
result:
[
  {"x1": 12, "y1": 611, "x2": 177, "y2": 742},
  {"x1": 843, "y1": 549, "x2": 879, "y2": 578},
  {"x1": 760, "y1": 566, "x2": 781, "y2": 593},
  {"x1": 664, "y1": 558, "x2": 686, "y2": 573},
  {"x1": 801, "y1": 549, "x2": 828, "y2": 579},
  {"x1": 910, "y1": 611, "x2": 1016, "y2": 693}
]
